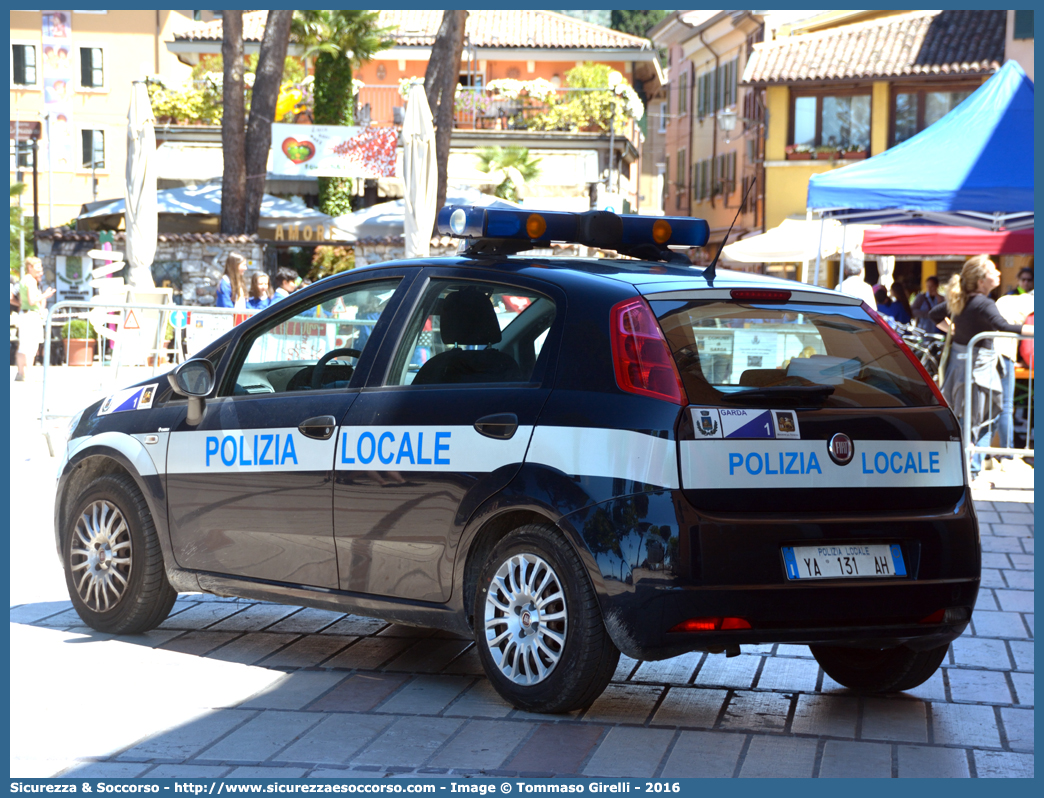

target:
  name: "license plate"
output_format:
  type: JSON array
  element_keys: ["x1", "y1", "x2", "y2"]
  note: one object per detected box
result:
[{"x1": 782, "y1": 544, "x2": 906, "y2": 580}]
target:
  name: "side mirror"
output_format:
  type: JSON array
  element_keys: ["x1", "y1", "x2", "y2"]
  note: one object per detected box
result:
[{"x1": 167, "y1": 359, "x2": 215, "y2": 426}]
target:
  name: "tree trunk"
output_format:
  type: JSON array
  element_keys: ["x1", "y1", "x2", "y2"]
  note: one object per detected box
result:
[
  {"x1": 220, "y1": 10, "x2": 246, "y2": 234},
  {"x1": 423, "y1": 10, "x2": 468, "y2": 220},
  {"x1": 243, "y1": 10, "x2": 293, "y2": 234}
]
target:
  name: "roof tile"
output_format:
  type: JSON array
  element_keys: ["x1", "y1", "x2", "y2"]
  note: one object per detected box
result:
[
  {"x1": 175, "y1": 9, "x2": 651, "y2": 51},
  {"x1": 744, "y1": 10, "x2": 1004, "y2": 85}
]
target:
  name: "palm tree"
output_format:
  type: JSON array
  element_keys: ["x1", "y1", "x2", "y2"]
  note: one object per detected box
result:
[
  {"x1": 474, "y1": 147, "x2": 542, "y2": 203},
  {"x1": 292, "y1": 10, "x2": 395, "y2": 216}
]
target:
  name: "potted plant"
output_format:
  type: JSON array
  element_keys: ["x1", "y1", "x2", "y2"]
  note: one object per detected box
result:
[
  {"x1": 813, "y1": 145, "x2": 840, "y2": 160},
  {"x1": 841, "y1": 146, "x2": 868, "y2": 160},
  {"x1": 785, "y1": 144, "x2": 813, "y2": 160},
  {"x1": 61, "y1": 318, "x2": 96, "y2": 366}
]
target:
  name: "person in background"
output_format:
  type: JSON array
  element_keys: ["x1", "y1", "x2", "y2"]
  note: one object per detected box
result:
[
  {"x1": 929, "y1": 255, "x2": 1033, "y2": 478},
  {"x1": 246, "y1": 272, "x2": 272, "y2": 311},
  {"x1": 1008, "y1": 267, "x2": 1033, "y2": 296},
  {"x1": 215, "y1": 252, "x2": 247, "y2": 308},
  {"x1": 272, "y1": 268, "x2": 299, "y2": 301},
  {"x1": 15, "y1": 257, "x2": 56, "y2": 382},
  {"x1": 912, "y1": 275, "x2": 944, "y2": 333},
  {"x1": 835, "y1": 261, "x2": 876, "y2": 309},
  {"x1": 992, "y1": 288, "x2": 1035, "y2": 473},
  {"x1": 886, "y1": 280, "x2": 912, "y2": 325},
  {"x1": 873, "y1": 285, "x2": 892, "y2": 319}
]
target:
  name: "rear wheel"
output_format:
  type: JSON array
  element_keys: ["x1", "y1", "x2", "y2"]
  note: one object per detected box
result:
[
  {"x1": 63, "y1": 474, "x2": 177, "y2": 634},
  {"x1": 810, "y1": 642, "x2": 949, "y2": 693},
  {"x1": 474, "y1": 523, "x2": 619, "y2": 713}
]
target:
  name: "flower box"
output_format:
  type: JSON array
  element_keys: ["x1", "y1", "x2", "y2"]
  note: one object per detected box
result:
[
  {"x1": 786, "y1": 151, "x2": 813, "y2": 160},
  {"x1": 841, "y1": 150, "x2": 868, "y2": 160}
]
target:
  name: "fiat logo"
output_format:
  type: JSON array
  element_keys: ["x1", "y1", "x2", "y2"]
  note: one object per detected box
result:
[
  {"x1": 828, "y1": 433, "x2": 854, "y2": 465},
  {"x1": 520, "y1": 610, "x2": 532, "y2": 628}
]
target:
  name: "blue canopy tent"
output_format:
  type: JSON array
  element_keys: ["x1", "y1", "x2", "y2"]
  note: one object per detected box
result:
[{"x1": 807, "y1": 60, "x2": 1034, "y2": 233}]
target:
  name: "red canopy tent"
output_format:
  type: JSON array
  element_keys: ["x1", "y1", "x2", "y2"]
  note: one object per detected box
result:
[{"x1": 862, "y1": 225, "x2": 1033, "y2": 255}]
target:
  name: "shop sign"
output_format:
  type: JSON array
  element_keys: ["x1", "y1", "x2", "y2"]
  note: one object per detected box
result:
[{"x1": 272, "y1": 223, "x2": 342, "y2": 242}]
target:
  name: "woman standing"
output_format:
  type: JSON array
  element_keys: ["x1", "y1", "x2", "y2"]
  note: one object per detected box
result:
[
  {"x1": 929, "y1": 255, "x2": 1033, "y2": 476},
  {"x1": 15, "y1": 257, "x2": 56, "y2": 381},
  {"x1": 886, "y1": 280, "x2": 912, "y2": 325},
  {"x1": 215, "y1": 252, "x2": 247, "y2": 308},
  {"x1": 246, "y1": 272, "x2": 272, "y2": 311}
]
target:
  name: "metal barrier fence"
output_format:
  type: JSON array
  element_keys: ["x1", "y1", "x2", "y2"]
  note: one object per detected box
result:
[
  {"x1": 40, "y1": 300, "x2": 256, "y2": 430},
  {"x1": 961, "y1": 330, "x2": 1034, "y2": 476}
]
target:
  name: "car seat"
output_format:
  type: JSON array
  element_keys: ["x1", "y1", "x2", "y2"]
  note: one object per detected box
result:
[{"x1": 412, "y1": 287, "x2": 522, "y2": 385}]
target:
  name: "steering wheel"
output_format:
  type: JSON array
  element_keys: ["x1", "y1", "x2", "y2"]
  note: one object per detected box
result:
[{"x1": 311, "y1": 347, "x2": 363, "y2": 390}]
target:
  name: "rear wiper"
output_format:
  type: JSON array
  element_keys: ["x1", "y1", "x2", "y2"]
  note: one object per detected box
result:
[{"x1": 728, "y1": 384, "x2": 836, "y2": 403}]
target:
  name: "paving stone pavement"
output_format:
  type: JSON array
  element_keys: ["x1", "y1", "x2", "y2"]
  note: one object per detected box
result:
[{"x1": 9, "y1": 498, "x2": 1033, "y2": 779}]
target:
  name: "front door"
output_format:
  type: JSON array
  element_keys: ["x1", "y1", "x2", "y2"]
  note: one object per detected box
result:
[
  {"x1": 165, "y1": 275, "x2": 408, "y2": 587},
  {"x1": 334, "y1": 272, "x2": 562, "y2": 601}
]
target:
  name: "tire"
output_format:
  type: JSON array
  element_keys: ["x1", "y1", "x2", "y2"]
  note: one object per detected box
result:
[
  {"x1": 62, "y1": 473, "x2": 177, "y2": 634},
  {"x1": 810, "y1": 642, "x2": 949, "y2": 693},
  {"x1": 474, "y1": 523, "x2": 620, "y2": 713}
]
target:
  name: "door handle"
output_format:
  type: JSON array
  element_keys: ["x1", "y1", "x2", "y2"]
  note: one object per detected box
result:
[
  {"x1": 298, "y1": 415, "x2": 337, "y2": 440},
  {"x1": 474, "y1": 413, "x2": 519, "y2": 440}
]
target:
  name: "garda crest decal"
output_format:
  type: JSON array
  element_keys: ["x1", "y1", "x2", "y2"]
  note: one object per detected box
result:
[{"x1": 694, "y1": 408, "x2": 721, "y2": 438}]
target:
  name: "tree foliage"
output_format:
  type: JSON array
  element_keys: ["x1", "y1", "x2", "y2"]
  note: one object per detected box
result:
[
  {"x1": 529, "y1": 63, "x2": 643, "y2": 133},
  {"x1": 309, "y1": 245, "x2": 355, "y2": 281},
  {"x1": 292, "y1": 10, "x2": 395, "y2": 217},
  {"x1": 609, "y1": 10, "x2": 668, "y2": 38},
  {"x1": 10, "y1": 182, "x2": 32, "y2": 277},
  {"x1": 474, "y1": 147, "x2": 541, "y2": 203}
]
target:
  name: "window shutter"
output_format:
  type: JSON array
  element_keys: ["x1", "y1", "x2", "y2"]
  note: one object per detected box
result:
[
  {"x1": 13, "y1": 46, "x2": 25, "y2": 84},
  {"x1": 729, "y1": 151, "x2": 736, "y2": 193},
  {"x1": 80, "y1": 48, "x2": 92, "y2": 87},
  {"x1": 1014, "y1": 10, "x2": 1033, "y2": 39}
]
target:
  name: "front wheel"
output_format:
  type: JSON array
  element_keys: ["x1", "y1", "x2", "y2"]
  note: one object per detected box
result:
[
  {"x1": 63, "y1": 473, "x2": 177, "y2": 634},
  {"x1": 810, "y1": 642, "x2": 949, "y2": 693},
  {"x1": 474, "y1": 523, "x2": 619, "y2": 713}
]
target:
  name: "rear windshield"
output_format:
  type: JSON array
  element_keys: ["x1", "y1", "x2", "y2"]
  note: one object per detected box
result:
[{"x1": 650, "y1": 299, "x2": 938, "y2": 408}]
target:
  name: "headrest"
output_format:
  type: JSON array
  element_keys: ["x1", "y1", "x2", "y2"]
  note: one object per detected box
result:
[{"x1": 440, "y1": 287, "x2": 502, "y2": 346}]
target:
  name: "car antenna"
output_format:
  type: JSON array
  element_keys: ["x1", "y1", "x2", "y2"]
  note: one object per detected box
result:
[{"x1": 703, "y1": 175, "x2": 757, "y2": 284}]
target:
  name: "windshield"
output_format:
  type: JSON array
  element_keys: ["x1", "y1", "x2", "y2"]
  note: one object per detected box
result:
[{"x1": 650, "y1": 300, "x2": 939, "y2": 408}]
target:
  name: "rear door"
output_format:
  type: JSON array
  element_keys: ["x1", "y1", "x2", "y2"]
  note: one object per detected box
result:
[
  {"x1": 646, "y1": 289, "x2": 965, "y2": 513},
  {"x1": 165, "y1": 273, "x2": 412, "y2": 587},
  {"x1": 333, "y1": 268, "x2": 563, "y2": 601}
]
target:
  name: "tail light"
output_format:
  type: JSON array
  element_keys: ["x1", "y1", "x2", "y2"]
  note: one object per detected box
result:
[
  {"x1": 610, "y1": 298, "x2": 685, "y2": 405},
  {"x1": 669, "y1": 617, "x2": 752, "y2": 633},
  {"x1": 730, "y1": 289, "x2": 792, "y2": 302},
  {"x1": 864, "y1": 302, "x2": 948, "y2": 406}
]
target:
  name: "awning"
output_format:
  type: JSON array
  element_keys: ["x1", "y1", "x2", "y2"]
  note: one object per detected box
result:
[
  {"x1": 722, "y1": 219, "x2": 874, "y2": 263},
  {"x1": 862, "y1": 225, "x2": 1034, "y2": 256}
]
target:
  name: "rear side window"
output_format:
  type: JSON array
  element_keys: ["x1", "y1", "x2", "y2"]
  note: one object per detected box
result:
[
  {"x1": 386, "y1": 280, "x2": 556, "y2": 387},
  {"x1": 650, "y1": 299, "x2": 938, "y2": 408}
]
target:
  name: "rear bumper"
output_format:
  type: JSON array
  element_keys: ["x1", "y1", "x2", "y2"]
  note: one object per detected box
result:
[{"x1": 565, "y1": 487, "x2": 980, "y2": 661}]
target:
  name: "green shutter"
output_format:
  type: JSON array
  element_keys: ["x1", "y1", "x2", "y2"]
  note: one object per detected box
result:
[{"x1": 1014, "y1": 10, "x2": 1033, "y2": 39}]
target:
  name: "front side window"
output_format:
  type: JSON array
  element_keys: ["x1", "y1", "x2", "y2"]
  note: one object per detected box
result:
[
  {"x1": 652, "y1": 299, "x2": 938, "y2": 408},
  {"x1": 226, "y1": 278, "x2": 401, "y2": 396},
  {"x1": 386, "y1": 280, "x2": 555, "y2": 387},
  {"x1": 12, "y1": 44, "x2": 37, "y2": 86},
  {"x1": 792, "y1": 93, "x2": 871, "y2": 151}
]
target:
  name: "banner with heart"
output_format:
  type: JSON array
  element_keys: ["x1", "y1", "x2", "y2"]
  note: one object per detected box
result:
[
  {"x1": 281, "y1": 137, "x2": 316, "y2": 164},
  {"x1": 271, "y1": 123, "x2": 397, "y2": 178}
]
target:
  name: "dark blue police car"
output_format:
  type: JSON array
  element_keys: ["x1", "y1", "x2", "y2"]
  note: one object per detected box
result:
[{"x1": 56, "y1": 206, "x2": 979, "y2": 713}]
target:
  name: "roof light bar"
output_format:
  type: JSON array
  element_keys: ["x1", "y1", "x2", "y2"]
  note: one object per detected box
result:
[{"x1": 436, "y1": 205, "x2": 710, "y2": 257}]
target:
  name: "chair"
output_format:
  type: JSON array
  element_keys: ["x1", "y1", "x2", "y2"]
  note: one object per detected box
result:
[{"x1": 412, "y1": 287, "x2": 522, "y2": 385}]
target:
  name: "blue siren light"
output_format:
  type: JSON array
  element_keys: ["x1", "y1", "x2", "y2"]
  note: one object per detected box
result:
[{"x1": 436, "y1": 205, "x2": 710, "y2": 256}]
